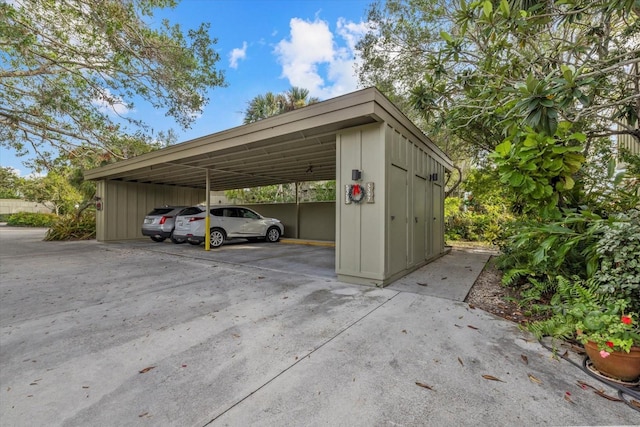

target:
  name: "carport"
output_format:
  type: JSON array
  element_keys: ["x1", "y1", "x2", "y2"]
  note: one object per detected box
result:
[{"x1": 84, "y1": 87, "x2": 453, "y2": 286}]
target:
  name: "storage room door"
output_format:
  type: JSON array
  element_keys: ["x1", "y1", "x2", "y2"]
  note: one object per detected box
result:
[
  {"x1": 390, "y1": 165, "x2": 408, "y2": 275},
  {"x1": 413, "y1": 175, "x2": 426, "y2": 265},
  {"x1": 432, "y1": 183, "x2": 443, "y2": 255}
]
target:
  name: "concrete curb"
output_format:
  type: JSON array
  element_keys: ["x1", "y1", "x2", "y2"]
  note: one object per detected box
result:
[{"x1": 280, "y1": 238, "x2": 336, "y2": 247}]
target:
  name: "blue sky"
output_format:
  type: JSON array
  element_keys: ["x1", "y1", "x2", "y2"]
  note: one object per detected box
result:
[{"x1": 1, "y1": 0, "x2": 373, "y2": 175}]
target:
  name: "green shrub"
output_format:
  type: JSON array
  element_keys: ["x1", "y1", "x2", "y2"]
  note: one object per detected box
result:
[
  {"x1": 496, "y1": 212, "x2": 603, "y2": 286},
  {"x1": 592, "y1": 209, "x2": 640, "y2": 312},
  {"x1": 526, "y1": 276, "x2": 584, "y2": 342},
  {"x1": 526, "y1": 276, "x2": 608, "y2": 341},
  {"x1": 6, "y1": 212, "x2": 57, "y2": 227},
  {"x1": 498, "y1": 208, "x2": 639, "y2": 331},
  {"x1": 445, "y1": 196, "x2": 512, "y2": 243},
  {"x1": 45, "y1": 212, "x2": 96, "y2": 241}
]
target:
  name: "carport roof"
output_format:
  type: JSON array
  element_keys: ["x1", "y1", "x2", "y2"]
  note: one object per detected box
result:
[{"x1": 84, "y1": 87, "x2": 453, "y2": 191}]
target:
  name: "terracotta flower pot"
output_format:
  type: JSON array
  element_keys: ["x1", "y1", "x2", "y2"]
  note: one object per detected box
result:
[{"x1": 584, "y1": 341, "x2": 640, "y2": 382}]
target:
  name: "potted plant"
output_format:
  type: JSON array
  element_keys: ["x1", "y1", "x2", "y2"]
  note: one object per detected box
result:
[
  {"x1": 527, "y1": 277, "x2": 640, "y2": 382},
  {"x1": 575, "y1": 298, "x2": 640, "y2": 382},
  {"x1": 524, "y1": 211, "x2": 640, "y2": 381}
]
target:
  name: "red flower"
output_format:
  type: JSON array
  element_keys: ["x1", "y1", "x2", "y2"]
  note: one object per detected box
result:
[
  {"x1": 621, "y1": 316, "x2": 632, "y2": 325},
  {"x1": 606, "y1": 341, "x2": 614, "y2": 348}
]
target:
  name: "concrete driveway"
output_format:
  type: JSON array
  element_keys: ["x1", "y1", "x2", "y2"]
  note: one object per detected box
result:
[{"x1": 0, "y1": 226, "x2": 637, "y2": 426}]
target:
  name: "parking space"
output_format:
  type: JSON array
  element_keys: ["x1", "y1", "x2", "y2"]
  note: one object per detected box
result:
[{"x1": 119, "y1": 238, "x2": 336, "y2": 279}]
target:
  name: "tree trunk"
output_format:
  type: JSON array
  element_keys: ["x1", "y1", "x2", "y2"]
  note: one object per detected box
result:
[{"x1": 445, "y1": 164, "x2": 463, "y2": 198}]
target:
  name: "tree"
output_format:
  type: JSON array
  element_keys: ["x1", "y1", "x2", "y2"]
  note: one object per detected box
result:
[
  {"x1": 243, "y1": 92, "x2": 286, "y2": 124},
  {"x1": 0, "y1": 0, "x2": 226, "y2": 169},
  {"x1": 357, "y1": 0, "x2": 639, "y2": 216},
  {"x1": 225, "y1": 181, "x2": 336, "y2": 204},
  {"x1": 20, "y1": 168, "x2": 83, "y2": 215},
  {"x1": 282, "y1": 86, "x2": 320, "y2": 112},
  {"x1": 0, "y1": 167, "x2": 24, "y2": 199},
  {"x1": 243, "y1": 86, "x2": 319, "y2": 124},
  {"x1": 358, "y1": 0, "x2": 639, "y2": 146},
  {"x1": 226, "y1": 184, "x2": 296, "y2": 204}
]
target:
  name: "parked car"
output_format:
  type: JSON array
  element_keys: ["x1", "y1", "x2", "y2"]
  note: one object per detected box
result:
[
  {"x1": 141, "y1": 206, "x2": 203, "y2": 243},
  {"x1": 173, "y1": 205, "x2": 284, "y2": 248}
]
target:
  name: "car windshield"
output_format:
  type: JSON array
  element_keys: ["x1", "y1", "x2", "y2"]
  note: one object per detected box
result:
[{"x1": 180, "y1": 207, "x2": 204, "y2": 216}]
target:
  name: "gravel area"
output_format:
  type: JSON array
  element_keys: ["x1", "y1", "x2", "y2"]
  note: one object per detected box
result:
[{"x1": 465, "y1": 256, "x2": 532, "y2": 324}]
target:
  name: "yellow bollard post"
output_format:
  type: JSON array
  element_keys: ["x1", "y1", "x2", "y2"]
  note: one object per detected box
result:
[{"x1": 204, "y1": 215, "x2": 210, "y2": 251}]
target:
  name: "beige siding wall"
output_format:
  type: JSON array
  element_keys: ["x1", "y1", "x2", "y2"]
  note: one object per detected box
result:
[
  {"x1": 241, "y1": 202, "x2": 335, "y2": 241},
  {"x1": 299, "y1": 202, "x2": 335, "y2": 241},
  {"x1": 384, "y1": 123, "x2": 448, "y2": 283},
  {"x1": 95, "y1": 181, "x2": 204, "y2": 241},
  {"x1": 334, "y1": 122, "x2": 449, "y2": 286},
  {"x1": 336, "y1": 124, "x2": 386, "y2": 284},
  {"x1": 0, "y1": 199, "x2": 52, "y2": 214}
]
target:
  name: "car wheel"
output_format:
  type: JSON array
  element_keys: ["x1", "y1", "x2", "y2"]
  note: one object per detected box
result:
[
  {"x1": 266, "y1": 227, "x2": 281, "y2": 243},
  {"x1": 188, "y1": 240, "x2": 201, "y2": 246},
  {"x1": 170, "y1": 234, "x2": 186, "y2": 244},
  {"x1": 210, "y1": 228, "x2": 226, "y2": 248},
  {"x1": 150, "y1": 236, "x2": 166, "y2": 242}
]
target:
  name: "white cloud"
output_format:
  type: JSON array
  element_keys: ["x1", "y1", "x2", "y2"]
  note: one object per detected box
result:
[
  {"x1": 229, "y1": 41, "x2": 248, "y2": 69},
  {"x1": 337, "y1": 18, "x2": 370, "y2": 52},
  {"x1": 274, "y1": 17, "x2": 370, "y2": 100},
  {"x1": 91, "y1": 88, "x2": 130, "y2": 116}
]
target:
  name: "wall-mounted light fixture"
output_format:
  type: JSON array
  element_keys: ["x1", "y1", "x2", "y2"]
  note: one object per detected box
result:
[
  {"x1": 352, "y1": 169, "x2": 362, "y2": 181},
  {"x1": 430, "y1": 173, "x2": 438, "y2": 181}
]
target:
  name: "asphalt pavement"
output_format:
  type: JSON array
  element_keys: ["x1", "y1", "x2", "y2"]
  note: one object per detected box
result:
[{"x1": 0, "y1": 226, "x2": 637, "y2": 426}]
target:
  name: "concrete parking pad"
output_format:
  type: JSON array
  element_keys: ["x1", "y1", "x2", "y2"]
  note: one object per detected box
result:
[
  {"x1": 116, "y1": 238, "x2": 337, "y2": 279},
  {"x1": 1, "y1": 227, "x2": 637, "y2": 426}
]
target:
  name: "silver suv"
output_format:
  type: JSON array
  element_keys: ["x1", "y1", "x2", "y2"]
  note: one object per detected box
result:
[
  {"x1": 141, "y1": 206, "x2": 203, "y2": 243},
  {"x1": 173, "y1": 206, "x2": 284, "y2": 248}
]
